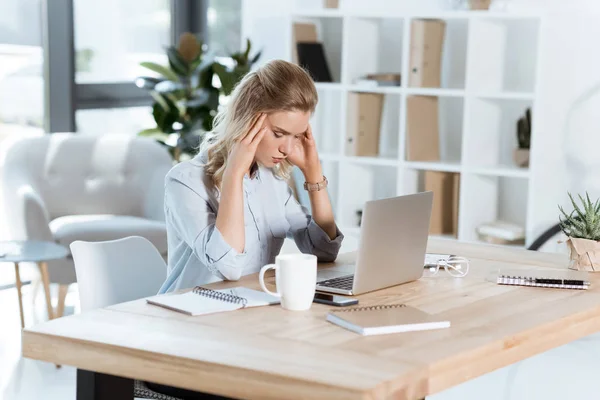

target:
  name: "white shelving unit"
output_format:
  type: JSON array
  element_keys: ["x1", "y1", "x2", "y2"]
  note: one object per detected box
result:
[{"x1": 288, "y1": 7, "x2": 542, "y2": 247}]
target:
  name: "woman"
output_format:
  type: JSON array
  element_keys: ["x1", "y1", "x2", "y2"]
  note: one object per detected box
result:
[{"x1": 158, "y1": 59, "x2": 344, "y2": 294}]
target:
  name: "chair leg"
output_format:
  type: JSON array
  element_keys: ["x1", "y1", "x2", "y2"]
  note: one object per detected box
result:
[
  {"x1": 30, "y1": 277, "x2": 40, "y2": 305},
  {"x1": 55, "y1": 284, "x2": 69, "y2": 318},
  {"x1": 14, "y1": 263, "x2": 25, "y2": 329},
  {"x1": 38, "y1": 262, "x2": 54, "y2": 320}
]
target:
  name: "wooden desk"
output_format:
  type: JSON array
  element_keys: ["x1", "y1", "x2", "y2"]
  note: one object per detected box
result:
[{"x1": 21, "y1": 239, "x2": 600, "y2": 400}]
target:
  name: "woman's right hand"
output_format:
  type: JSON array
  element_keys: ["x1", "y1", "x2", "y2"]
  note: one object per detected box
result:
[{"x1": 224, "y1": 113, "x2": 268, "y2": 181}]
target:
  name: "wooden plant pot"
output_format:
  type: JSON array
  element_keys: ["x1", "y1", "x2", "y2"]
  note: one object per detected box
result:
[
  {"x1": 513, "y1": 148, "x2": 530, "y2": 168},
  {"x1": 566, "y1": 237, "x2": 600, "y2": 272}
]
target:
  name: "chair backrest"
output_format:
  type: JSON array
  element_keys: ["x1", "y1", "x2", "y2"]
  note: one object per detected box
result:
[
  {"x1": 70, "y1": 236, "x2": 166, "y2": 310},
  {"x1": 0, "y1": 133, "x2": 172, "y2": 219}
]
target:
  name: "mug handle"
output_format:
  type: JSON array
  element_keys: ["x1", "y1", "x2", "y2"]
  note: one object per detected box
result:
[{"x1": 259, "y1": 264, "x2": 280, "y2": 297}]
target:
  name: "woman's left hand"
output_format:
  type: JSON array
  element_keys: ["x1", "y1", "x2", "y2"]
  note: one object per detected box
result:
[{"x1": 287, "y1": 124, "x2": 323, "y2": 182}]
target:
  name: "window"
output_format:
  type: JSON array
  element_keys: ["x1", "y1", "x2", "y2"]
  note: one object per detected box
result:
[
  {"x1": 76, "y1": 107, "x2": 155, "y2": 136},
  {"x1": 207, "y1": 0, "x2": 242, "y2": 56},
  {"x1": 73, "y1": 0, "x2": 171, "y2": 83},
  {"x1": 0, "y1": 0, "x2": 44, "y2": 137}
]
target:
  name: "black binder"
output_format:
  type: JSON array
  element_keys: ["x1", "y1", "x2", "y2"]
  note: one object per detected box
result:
[{"x1": 296, "y1": 42, "x2": 333, "y2": 82}]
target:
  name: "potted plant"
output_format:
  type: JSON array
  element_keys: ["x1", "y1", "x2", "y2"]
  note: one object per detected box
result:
[
  {"x1": 513, "y1": 107, "x2": 531, "y2": 168},
  {"x1": 559, "y1": 192, "x2": 600, "y2": 272},
  {"x1": 135, "y1": 33, "x2": 261, "y2": 161}
]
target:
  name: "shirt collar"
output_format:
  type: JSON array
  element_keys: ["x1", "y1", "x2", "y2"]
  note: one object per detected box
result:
[{"x1": 245, "y1": 163, "x2": 261, "y2": 182}]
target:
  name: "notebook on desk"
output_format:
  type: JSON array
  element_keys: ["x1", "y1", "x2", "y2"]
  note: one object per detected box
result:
[
  {"x1": 495, "y1": 268, "x2": 591, "y2": 290},
  {"x1": 146, "y1": 287, "x2": 280, "y2": 316},
  {"x1": 326, "y1": 304, "x2": 450, "y2": 336}
]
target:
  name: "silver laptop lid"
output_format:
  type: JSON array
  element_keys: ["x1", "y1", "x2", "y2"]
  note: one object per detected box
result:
[{"x1": 352, "y1": 191, "x2": 433, "y2": 295}]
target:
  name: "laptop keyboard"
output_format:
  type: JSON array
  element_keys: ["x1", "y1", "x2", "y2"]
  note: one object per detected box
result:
[{"x1": 317, "y1": 274, "x2": 354, "y2": 290}]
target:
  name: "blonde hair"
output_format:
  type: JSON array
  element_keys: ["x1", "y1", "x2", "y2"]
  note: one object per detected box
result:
[{"x1": 200, "y1": 59, "x2": 318, "y2": 189}]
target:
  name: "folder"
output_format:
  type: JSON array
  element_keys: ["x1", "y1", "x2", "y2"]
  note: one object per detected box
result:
[
  {"x1": 345, "y1": 92, "x2": 384, "y2": 157},
  {"x1": 425, "y1": 171, "x2": 460, "y2": 236},
  {"x1": 409, "y1": 19, "x2": 446, "y2": 88},
  {"x1": 406, "y1": 95, "x2": 440, "y2": 161}
]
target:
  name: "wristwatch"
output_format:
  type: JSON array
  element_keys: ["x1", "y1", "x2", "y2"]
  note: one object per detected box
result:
[{"x1": 304, "y1": 175, "x2": 328, "y2": 192}]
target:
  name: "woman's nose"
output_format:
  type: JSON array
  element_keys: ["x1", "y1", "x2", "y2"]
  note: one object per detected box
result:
[{"x1": 279, "y1": 137, "x2": 293, "y2": 156}]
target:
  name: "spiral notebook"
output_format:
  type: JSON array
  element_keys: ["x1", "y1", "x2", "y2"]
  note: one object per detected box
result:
[
  {"x1": 326, "y1": 304, "x2": 450, "y2": 336},
  {"x1": 146, "y1": 287, "x2": 280, "y2": 316},
  {"x1": 496, "y1": 269, "x2": 591, "y2": 290}
]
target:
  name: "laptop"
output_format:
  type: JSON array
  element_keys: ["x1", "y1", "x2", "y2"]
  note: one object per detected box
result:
[{"x1": 316, "y1": 191, "x2": 433, "y2": 296}]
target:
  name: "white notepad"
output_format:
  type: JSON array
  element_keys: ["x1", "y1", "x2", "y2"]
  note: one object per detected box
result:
[
  {"x1": 146, "y1": 287, "x2": 280, "y2": 316},
  {"x1": 326, "y1": 304, "x2": 450, "y2": 336}
]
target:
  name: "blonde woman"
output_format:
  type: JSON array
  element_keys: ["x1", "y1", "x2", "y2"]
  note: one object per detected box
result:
[{"x1": 158, "y1": 59, "x2": 344, "y2": 294}]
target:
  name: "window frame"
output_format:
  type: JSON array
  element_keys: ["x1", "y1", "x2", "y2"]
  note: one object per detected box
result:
[{"x1": 42, "y1": 0, "x2": 208, "y2": 133}]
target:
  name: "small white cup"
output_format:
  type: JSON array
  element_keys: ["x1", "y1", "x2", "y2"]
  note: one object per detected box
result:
[{"x1": 259, "y1": 254, "x2": 317, "y2": 311}]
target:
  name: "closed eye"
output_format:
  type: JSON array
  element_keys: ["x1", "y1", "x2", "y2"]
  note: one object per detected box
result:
[{"x1": 273, "y1": 131, "x2": 283, "y2": 138}]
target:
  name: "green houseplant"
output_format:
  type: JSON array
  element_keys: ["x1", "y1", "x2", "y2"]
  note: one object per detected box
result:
[
  {"x1": 135, "y1": 33, "x2": 261, "y2": 161},
  {"x1": 558, "y1": 192, "x2": 600, "y2": 271}
]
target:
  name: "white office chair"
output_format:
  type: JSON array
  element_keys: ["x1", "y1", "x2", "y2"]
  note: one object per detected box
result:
[{"x1": 70, "y1": 236, "x2": 179, "y2": 400}]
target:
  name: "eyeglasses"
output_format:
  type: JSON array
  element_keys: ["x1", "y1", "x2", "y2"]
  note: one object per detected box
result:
[{"x1": 427, "y1": 256, "x2": 470, "y2": 277}]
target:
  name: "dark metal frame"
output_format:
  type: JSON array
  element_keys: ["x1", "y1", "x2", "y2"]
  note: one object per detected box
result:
[{"x1": 41, "y1": 0, "x2": 209, "y2": 133}]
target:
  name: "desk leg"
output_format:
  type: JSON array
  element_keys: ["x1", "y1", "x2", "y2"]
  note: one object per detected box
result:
[
  {"x1": 38, "y1": 262, "x2": 54, "y2": 320},
  {"x1": 14, "y1": 263, "x2": 25, "y2": 329},
  {"x1": 77, "y1": 369, "x2": 133, "y2": 400}
]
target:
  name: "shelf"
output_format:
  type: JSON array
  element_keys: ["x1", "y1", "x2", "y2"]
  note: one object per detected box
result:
[
  {"x1": 467, "y1": 18, "x2": 540, "y2": 93},
  {"x1": 459, "y1": 174, "x2": 529, "y2": 242},
  {"x1": 343, "y1": 156, "x2": 399, "y2": 166},
  {"x1": 431, "y1": 234, "x2": 459, "y2": 242},
  {"x1": 405, "y1": 88, "x2": 465, "y2": 97},
  {"x1": 292, "y1": 9, "x2": 344, "y2": 18},
  {"x1": 465, "y1": 97, "x2": 532, "y2": 168},
  {"x1": 319, "y1": 153, "x2": 341, "y2": 161},
  {"x1": 292, "y1": 15, "x2": 343, "y2": 82},
  {"x1": 472, "y1": 91, "x2": 535, "y2": 100},
  {"x1": 344, "y1": 17, "x2": 404, "y2": 84},
  {"x1": 342, "y1": 226, "x2": 362, "y2": 237},
  {"x1": 404, "y1": 161, "x2": 461, "y2": 173},
  {"x1": 311, "y1": 88, "x2": 343, "y2": 153},
  {"x1": 469, "y1": 165, "x2": 530, "y2": 178},
  {"x1": 314, "y1": 82, "x2": 345, "y2": 91},
  {"x1": 339, "y1": 163, "x2": 397, "y2": 229},
  {"x1": 292, "y1": 10, "x2": 541, "y2": 20},
  {"x1": 284, "y1": 4, "x2": 540, "y2": 250},
  {"x1": 346, "y1": 85, "x2": 402, "y2": 94}
]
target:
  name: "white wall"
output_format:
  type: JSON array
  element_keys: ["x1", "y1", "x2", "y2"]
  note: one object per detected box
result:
[{"x1": 242, "y1": 0, "x2": 600, "y2": 253}]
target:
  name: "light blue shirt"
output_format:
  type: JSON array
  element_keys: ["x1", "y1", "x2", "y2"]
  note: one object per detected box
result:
[{"x1": 158, "y1": 152, "x2": 344, "y2": 293}]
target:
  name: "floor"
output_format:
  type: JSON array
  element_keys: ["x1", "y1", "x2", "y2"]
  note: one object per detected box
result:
[
  {"x1": 0, "y1": 263, "x2": 77, "y2": 400},
  {"x1": 2, "y1": 243, "x2": 600, "y2": 400}
]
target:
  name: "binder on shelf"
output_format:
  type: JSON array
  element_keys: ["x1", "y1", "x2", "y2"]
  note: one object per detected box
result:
[
  {"x1": 425, "y1": 171, "x2": 460, "y2": 236},
  {"x1": 345, "y1": 92, "x2": 384, "y2": 157},
  {"x1": 292, "y1": 22, "x2": 318, "y2": 65},
  {"x1": 409, "y1": 19, "x2": 446, "y2": 88},
  {"x1": 406, "y1": 95, "x2": 440, "y2": 161},
  {"x1": 297, "y1": 42, "x2": 333, "y2": 82}
]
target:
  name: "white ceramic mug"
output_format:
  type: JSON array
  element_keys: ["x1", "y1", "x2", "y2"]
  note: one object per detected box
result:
[{"x1": 259, "y1": 254, "x2": 317, "y2": 311}]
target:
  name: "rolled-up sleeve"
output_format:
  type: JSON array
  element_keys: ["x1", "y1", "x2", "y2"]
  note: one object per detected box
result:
[
  {"x1": 165, "y1": 176, "x2": 247, "y2": 281},
  {"x1": 283, "y1": 185, "x2": 344, "y2": 262}
]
